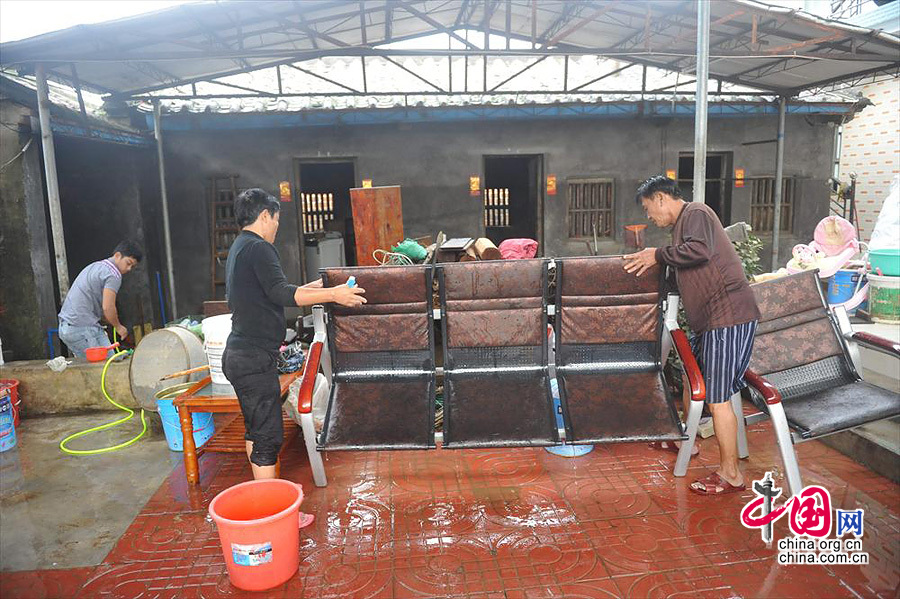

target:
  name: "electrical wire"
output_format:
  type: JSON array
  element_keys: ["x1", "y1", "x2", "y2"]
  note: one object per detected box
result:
[
  {"x1": 59, "y1": 349, "x2": 148, "y2": 455},
  {"x1": 372, "y1": 249, "x2": 413, "y2": 266},
  {"x1": 0, "y1": 137, "x2": 33, "y2": 172}
]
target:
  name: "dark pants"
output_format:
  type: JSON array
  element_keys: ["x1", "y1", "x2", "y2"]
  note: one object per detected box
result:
[{"x1": 222, "y1": 345, "x2": 282, "y2": 466}]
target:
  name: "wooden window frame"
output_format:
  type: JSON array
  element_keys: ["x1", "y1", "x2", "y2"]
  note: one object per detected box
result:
[{"x1": 566, "y1": 178, "x2": 615, "y2": 239}]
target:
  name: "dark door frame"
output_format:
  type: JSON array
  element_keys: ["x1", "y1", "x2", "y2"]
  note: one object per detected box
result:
[
  {"x1": 676, "y1": 151, "x2": 734, "y2": 225},
  {"x1": 481, "y1": 153, "x2": 545, "y2": 255},
  {"x1": 292, "y1": 156, "x2": 358, "y2": 284}
]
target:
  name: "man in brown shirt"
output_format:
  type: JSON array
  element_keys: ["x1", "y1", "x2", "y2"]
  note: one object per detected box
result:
[{"x1": 624, "y1": 176, "x2": 760, "y2": 496}]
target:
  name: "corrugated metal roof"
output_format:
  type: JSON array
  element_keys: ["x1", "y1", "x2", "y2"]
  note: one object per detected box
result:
[{"x1": 0, "y1": 0, "x2": 897, "y2": 97}]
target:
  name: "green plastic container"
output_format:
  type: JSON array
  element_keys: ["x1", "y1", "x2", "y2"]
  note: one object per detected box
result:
[{"x1": 870, "y1": 249, "x2": 900, "y2": 277}]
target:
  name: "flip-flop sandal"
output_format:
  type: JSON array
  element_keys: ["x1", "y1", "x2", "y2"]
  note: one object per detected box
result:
[
  {"x1": 299, "y1": 512, "x2": 315, "y2": 528},
  {"x1": 689, "y1": 472, "x2": 745, "y2": 496},
  {"x1": 649, "y1": 441, "x2": 699, "y2": 457}
]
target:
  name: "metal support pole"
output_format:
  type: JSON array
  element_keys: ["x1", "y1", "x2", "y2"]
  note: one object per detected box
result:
[
  {"x1": 35, "y1": 63, "x2": 70, "y2": 299},
  {"x1": 771, "y1": 96, "x2": 787, "y2": 268},
  {"x1": 692, "y1": 0, "x2": 710, "y2": 203},
  {"x1": 153, "y1": 100, "x2": 178, "y2": 319}
]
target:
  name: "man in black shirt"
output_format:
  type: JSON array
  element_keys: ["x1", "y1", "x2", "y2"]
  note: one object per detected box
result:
[{"x1": 222, "y1": 188, "x2": 365, "y2": 480}]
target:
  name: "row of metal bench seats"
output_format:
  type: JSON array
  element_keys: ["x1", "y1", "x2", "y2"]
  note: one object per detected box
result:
[{"x1": 295, "y1": 257, "x2": 899, "y2": 495}]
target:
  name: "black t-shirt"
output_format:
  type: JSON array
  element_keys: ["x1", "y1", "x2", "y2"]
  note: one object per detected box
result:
[{"x1": 225, "y1": 230, "x2": 298, "y2": 354}]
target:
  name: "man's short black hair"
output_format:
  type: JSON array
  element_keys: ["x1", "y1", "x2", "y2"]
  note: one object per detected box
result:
[
  {"x1": 114, "y1": 240, "x2": 143, "y2": 261},
  {"x1": 635, "y1": 175, "x2": 683, "y2": 204},
  {"x1": 235, "y1": 188, "x2": 280, "y2": 227}
]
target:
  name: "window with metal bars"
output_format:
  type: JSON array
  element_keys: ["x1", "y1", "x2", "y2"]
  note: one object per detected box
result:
[
  {"x1": 483, "y1": 188, "x2": 510, "y2": 228},
  {"x1": 749, "y1": 177, "x2": 796, "y2": 233},
  {"x1": 567, "y1": 178, "x2": 614, "y2": 238},
  {"x1": 300, "y1": 192, "x2": 335, "y2": 233}
]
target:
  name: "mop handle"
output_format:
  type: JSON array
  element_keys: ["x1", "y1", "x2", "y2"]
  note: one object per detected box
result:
[{"x1": 159, "y1": 364, "x2": 211, "y2": 382}]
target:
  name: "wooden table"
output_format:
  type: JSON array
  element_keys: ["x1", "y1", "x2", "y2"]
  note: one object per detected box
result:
[{"x1": 173, "y1": 372, "x2": 302, "y2": 485}]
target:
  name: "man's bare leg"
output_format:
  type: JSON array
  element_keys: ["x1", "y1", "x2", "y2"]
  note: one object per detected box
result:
[
  {"x1": 246, "y1": 440, "x2": 277, "y2": 480},
  {"x1": 707, "y1": 401, "x2": 743, "y2": 486},
  {"x1": 665, "y1": 374, "x2": 700, "y2": 454}
]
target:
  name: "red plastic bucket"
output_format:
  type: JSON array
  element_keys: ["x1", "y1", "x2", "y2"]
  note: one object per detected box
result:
[
  {"x1": 208, "y1": 479, "x2": 307, "y2": 591},
  {"x1": 0, "y1": 380, "x2": 20, "y2": 427}
]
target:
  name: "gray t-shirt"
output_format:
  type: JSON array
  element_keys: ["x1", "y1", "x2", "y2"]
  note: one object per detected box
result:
[{"x1": 58, "y1": 259, "x2": 122, "y2": 327}]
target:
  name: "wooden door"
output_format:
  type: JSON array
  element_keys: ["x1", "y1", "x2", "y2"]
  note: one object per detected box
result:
[{"x1": 349, "y1": 185, "x2": 404, "y2": 266}]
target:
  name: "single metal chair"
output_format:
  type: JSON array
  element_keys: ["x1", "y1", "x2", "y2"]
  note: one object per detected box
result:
[
  {"x1": 554, "y1": 257, "x2": 702, "y2": 460},
  {"x1": 438, "y1": 260, "x2": 558, "y2": 448},
  {"x1": 742, "y1": 269, "x2": 900, "y2": 494},
  {"x1": 312, "y1": 265, "x2": 437, "y2": 451}
]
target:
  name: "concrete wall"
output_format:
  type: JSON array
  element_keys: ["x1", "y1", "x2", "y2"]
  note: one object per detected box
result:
[
  {"x1": 839, "y1": 77, "x2": 900, "y2": 243},
  {"x1": 54, "y1": 136, "x2": 161, "y2": 334},
  {"x1": 163, "y1": 113, "x2": 835, "y2": 316},
  {"x1": 0, "y1": 96, "x2": 163, "y2": 360},
  {"x1": 0, "y1": 100, "x2": 57, "y2": 361}
]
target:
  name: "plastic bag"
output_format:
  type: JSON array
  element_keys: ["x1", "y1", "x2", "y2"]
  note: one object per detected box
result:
[
  {"x1": 869, "y1": 175, "x2": 900, "y2": 251},
  {"x1": 284, "y1": 373, "x2": 330, "y2": 433},
  {"x1": 46, "y1": 356, "x2": 70, "y2": 372},
  {"x1": 498, "y1": 238, "x2": 539, "y2": 260}
]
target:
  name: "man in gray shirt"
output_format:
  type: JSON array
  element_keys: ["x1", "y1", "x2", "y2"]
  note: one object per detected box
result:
[{"x1": 58, "y1": 241, "x2": 142, "y2": 358}]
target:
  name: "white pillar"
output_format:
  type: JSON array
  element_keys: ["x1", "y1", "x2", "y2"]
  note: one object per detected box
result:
[
  {"x1": 692, "y1": 0, "x2": 711, "y2": 204},
  {"x1": 153, "y1": 100, "x2": 178, "y2": 319},
  {"x1": 771, "y1": 96, "x2": 787, "y2": 268},
  {"x1": 34, "y1": 64, "x2": 70, "y2": 298}
]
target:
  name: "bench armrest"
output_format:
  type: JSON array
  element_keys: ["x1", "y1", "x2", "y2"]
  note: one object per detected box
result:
[
  {"x1": 297, "y1": 340, "x2": 324, "y2": 414},
  {"x1": 850, "y1": 332, "x2": 900, "y2": 358},
  {"x1": 670, "y1": 328, "x2": 705, "y2": 402},
  {"x1": 744, "y1": 369, "x2": 782, "y2": 405}
]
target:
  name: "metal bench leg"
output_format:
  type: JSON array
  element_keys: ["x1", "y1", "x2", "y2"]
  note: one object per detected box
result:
[
  {"x1": 674, "y1": 400, "x2": 703, "y2": 477},
  {"x1": 732, "y1": 392, "x2": 749, "y2": 459},
  {"x1": 300, "y1": 412, "x2": 327, "y2": 487},
  {"x1": 768, "y1": 402, "x2": 803, "y2": 496}
]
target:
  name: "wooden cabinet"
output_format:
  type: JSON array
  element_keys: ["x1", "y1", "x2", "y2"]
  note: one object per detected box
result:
[{"x1": 350, "y1": 185, "x2": 404, "y2": 266}]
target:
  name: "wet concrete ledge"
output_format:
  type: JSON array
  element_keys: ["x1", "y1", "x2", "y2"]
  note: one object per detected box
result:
[{"x1": 0, "y1": 357, "x2": 139, "y2": 415}]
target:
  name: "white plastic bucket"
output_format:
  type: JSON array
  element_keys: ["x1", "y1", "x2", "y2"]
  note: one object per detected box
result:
[
  {"x1": 868, "y1": 274, "x2": 900, "y2": 323},
  {"x1": 202, "y1": 314, "x2": 233, "y2": 385}
]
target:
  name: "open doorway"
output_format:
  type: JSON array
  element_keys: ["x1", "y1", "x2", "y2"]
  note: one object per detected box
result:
[
  {"x1": 483, "y1": 155, "x2": 542, "y2": 249},
  {"x1": 294, "y1": 159, "x2": 357, "y2": 274},
  {"x1": 677, "y1": 152, "x2": 733, "y2": 224}
]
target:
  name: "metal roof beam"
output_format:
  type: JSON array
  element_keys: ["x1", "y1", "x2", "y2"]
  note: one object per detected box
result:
[
  {"x1": 548, "y1": 3, "x2": 620, "y2": 47},
  {"x1": 568, "y1": 62, "x2": 634, "y2": 92},
  {"x1": 488, "y1": 55, "x2": 547, "y2": 91},
  {"x1": 179, "y1": 4, "x2": 252, "y2": 71},
  {"x1": 201, "y1": 79, "x2": 276, "y2": 96},
  {"x1": 284, "y1": 63, "x2": 362, "y2": 93},
  {"x1": 399, "y1": 1, "x2": 478, "y2": 50},
  {"x1": 136, "y1": 89, "x2": 773, "y2": 101},
  {"x1": 382, "y1": 55, "x2": 444, "y2": 92}
]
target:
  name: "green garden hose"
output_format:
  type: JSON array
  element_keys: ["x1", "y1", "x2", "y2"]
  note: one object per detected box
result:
[{"x1": 59, "y1": 349, "x2": 148, "y2": 455}]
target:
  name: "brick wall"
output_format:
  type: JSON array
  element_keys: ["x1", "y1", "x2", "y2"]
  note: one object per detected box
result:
[{"x1": 839, "y1": 77, "x2": 900, "y2": 242}]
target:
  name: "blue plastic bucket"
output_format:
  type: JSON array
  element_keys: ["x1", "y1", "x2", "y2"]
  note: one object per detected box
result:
[
  {"x1": 0, "y1": 392, "x2": 17, "y2": 453},
  {"x1": 156, "y1": 398, "x2": 215, "y2": 452},
  {"x1": 828, "y1": 269, "x2": 861, "y2": 306},
  {"x1": 545, "y1": 379, "x2": 593, "y2": 457}
]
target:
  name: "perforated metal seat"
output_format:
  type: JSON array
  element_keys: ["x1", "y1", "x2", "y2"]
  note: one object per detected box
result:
[
  {"x1": 554, "y1": 257, "x2": 683, "y2": 445},
  {"x1": 318, "y1": 266, "x2": 436, "y2": 451},
  {"x1": 438, "y1": 260, "x2": 557, "y2": 448}
]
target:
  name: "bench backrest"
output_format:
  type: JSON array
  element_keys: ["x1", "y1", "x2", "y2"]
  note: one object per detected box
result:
[
  {"x1": 749, "y1": 270, "x2": 857, "y2": 400},
  {"x1": 555, "y1": 256, "x2": 664, "y2": 372},
  {"x1": 322, "y1": 265, "x2": 435, "y2": 377},
  {"x1": 438, "y1": 260, "x2": 548, "y2": 372}
]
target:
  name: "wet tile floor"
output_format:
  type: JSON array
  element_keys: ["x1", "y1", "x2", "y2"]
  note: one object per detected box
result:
[{"x1": 1, "y1": 412, "x2": 898, "y2": 599}]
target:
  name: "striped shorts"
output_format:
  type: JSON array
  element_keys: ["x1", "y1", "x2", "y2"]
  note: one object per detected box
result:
[{"x1": 689, "y1": 320, "x2": 758, "y2": 404}]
